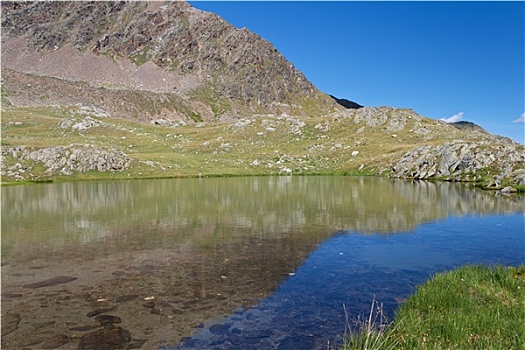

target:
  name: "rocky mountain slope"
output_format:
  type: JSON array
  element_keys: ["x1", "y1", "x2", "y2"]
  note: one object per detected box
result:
[
  {"x1": 2, "y1": 105, "x2": 524, "y2": 188},
  {"x1": 1, "y1": 0, "x2": 340, "y2": 122},
  {"x1": 1, "y1": 1, "x2": 524, "y2": 188}
]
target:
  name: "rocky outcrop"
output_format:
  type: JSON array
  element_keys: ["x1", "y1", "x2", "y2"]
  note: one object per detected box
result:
[
  {"x1": 450, "y1": 121, "x2": 515, "y2": 144},
  {"x1": 390, "y1": 141, "x2": 525, "y2": 183},
  {"x1": 1, "y1": 1, "x2": 340, "y2": 121},
  {"x1": 450, "y1": 121, "x2": 489, "y2": 135},
  {"x1": 1, "y1": 144, "x2": 133, "y2": 179}
]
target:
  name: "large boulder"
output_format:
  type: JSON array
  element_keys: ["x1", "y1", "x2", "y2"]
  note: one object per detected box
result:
[{"x1": 391, "y1": 141, "x2": 525, "y2": 182}]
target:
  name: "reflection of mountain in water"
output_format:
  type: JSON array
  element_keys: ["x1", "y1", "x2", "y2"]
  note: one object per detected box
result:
[
  {"x1": 3, "y1": 177, "x2": 524, "y2": 243},
  {"x1": 1, "y1": 177, "x2": 524, "y2": 349}
]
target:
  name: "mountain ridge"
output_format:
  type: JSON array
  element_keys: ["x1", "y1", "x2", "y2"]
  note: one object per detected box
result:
[
  {"x1": 1, "y1": 0, "x2": 340, "y2": 121},
  {"x1": 1, "y1": 1, "x2": 524, "y2": 188}
]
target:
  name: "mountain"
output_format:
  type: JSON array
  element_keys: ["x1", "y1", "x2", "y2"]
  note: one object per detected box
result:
[
  {"x1": 330, "y1": 95, "x2": 363, "y2": 109},
  {"x1": 1, "y1": 1, "x2": 524, "y2": 188},
  {"x1": 450, "y1": 121, "x2": 515, "y2": 144},
  {"x1": 450, "y1": 121, "x2": 489, "y2": 135},
  {"x1": 1, "y1": 1, "x2": 340, "y2": 123}
]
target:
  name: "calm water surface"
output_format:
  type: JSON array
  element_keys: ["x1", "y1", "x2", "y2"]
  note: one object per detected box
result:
[{"x1": 2, "y1": 177, "x2": 524, "y2": 350}]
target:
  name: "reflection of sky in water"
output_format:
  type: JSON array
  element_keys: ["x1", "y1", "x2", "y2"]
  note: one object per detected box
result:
[
  {"x1": 345, "y1": 215, "x2": 523, "y2": 270},
  {"x1": 172, "y1": 214, "x2": 525, "y2": 350}
]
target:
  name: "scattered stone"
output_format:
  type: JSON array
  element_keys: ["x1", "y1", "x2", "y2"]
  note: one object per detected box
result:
[
  {"x1": 23, "y1": 276, "x2": 78, "y2": 289},
  {"x1": 142, "y1": 300, "x2": 155, "y2": 308},
  {"x1": 60, "y1": 116, "x2": 102, "y2": 131}
]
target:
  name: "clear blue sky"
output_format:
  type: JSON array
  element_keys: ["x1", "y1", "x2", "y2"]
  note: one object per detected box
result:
[{"x1": 188, "y1": 1, "x2": 524, "y2": 144}]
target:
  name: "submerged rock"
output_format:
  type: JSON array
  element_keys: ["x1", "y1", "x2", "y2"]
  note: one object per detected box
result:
[
  {"x1": 41, "y1": 334, "x2": 69, "y2": 349},
  {"x1": 23, "y1": 276, "x2": 78, "y2": 289},
  {"x1": 78, "y1": 326, "x2": 131, "y2": 350},
  {"x1": 94, "y1": 314, "x2": 122, "y2": 325},
  {"x1": 86, "y1": 307, "x2": 117, "y2": 317}
]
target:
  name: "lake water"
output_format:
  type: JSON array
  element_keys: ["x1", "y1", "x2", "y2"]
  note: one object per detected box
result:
[{"x1": 1, "y1": 176, "x2": 524, "y2": 350}]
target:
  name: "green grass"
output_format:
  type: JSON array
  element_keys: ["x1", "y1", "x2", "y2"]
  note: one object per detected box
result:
[
  {"x1": 342, "y1": 265, "x2": 525, "y2": 350},
  {"x1": 1, "y1": 105, "x2": 524, "y2": 185}
]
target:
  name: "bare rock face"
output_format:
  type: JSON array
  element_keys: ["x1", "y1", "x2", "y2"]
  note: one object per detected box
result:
[
  {"x1": 1, "y1": 1, "x2": 340, "y2": 122},
  {"x1": 391, "y1": 141, "x2": 525, "y2": 183},
  {"x1": 0, "y1": 144, "x2": 133, "y2": 179}
]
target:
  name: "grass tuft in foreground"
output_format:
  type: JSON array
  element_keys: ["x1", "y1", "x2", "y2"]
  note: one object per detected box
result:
[
  {"x1": 342, "y1": 264, "x2": 525, "y2": 349},
  {"x1": 342, "y1": 299, "x2": 400, "y2": 350}
]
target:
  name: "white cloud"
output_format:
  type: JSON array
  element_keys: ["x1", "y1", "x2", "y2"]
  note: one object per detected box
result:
[
  {"x1": 513, "y1": 113, "x2": 525, "y2": 123},
  {"x1": 440, "y1": 112, "x2": 464, "y2": 123}
]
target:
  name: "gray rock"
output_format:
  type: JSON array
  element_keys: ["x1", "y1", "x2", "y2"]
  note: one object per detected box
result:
[
  {"x1": 500, "y1": 186, "x2": 517, "y2": 194},
  {"x1": 391, "y1": 141, "x2": 525, "y2": 181},
  {"x1": 2, "y1": 144, "x2": 133, "y2": 180}
]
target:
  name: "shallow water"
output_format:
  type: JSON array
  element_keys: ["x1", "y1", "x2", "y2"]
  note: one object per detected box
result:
[
  {"x1": 171, "y1": 214, "x2": 525, "y2": 350},
  {"x1": 1, "y1": 177, "x2": 524, "y2": 349}
]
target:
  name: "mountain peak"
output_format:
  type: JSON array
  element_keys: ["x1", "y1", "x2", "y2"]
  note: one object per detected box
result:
[{"x1": 1, "y1": 0, "x2": 340, "y2": 122}]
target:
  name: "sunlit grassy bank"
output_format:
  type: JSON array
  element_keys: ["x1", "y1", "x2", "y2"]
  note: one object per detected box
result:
[
  {"x1": 4, "y1": 105, "x2": 523, "y2": 187},
  {"x1": 342, "y1": 264, "x2": 525, "y2": 350}
]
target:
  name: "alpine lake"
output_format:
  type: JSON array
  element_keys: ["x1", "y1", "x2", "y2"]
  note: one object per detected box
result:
[{"x1": 2, "y1": 176, "x2": 524, "y2": 350}]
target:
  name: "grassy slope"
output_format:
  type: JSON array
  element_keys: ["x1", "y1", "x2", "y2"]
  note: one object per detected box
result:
[
  {"x1": 343, "y1": 264, "x2": 525, "y2": 350},
  {"x1": 1, "y1": 104, "x2": 490, "y2": 183}
]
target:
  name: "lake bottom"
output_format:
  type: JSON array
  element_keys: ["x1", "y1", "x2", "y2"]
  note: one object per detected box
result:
[{"x1": 170, "y1": 214, "x2": 524, "y2": 350}]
